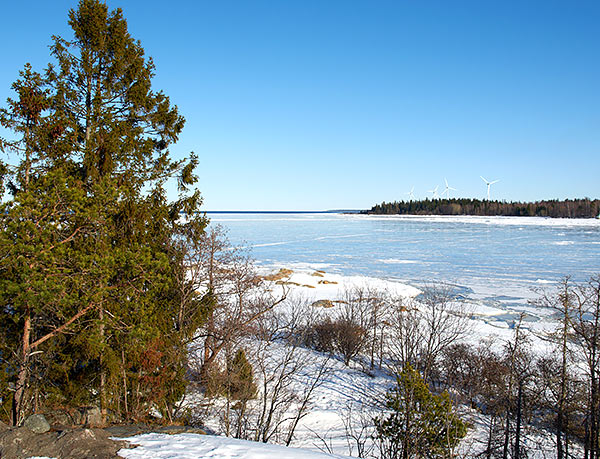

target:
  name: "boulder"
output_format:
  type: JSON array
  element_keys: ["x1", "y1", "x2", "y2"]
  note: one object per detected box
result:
[
  {"x1": 82, "y1": 406, "x2": 103, "y2": 427},
  {"x1": 45, "y1": 409, "x2": 82, "y2": 428},
  {"x1": 23, "y1": 414, "x2": 50, "y2": 433},
  {"x1": 311, "y1": 299, "x2": 334, "y2": 308}
]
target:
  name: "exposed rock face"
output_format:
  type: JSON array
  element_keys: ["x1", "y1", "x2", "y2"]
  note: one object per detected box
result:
[
  {"x1": 0, "y1": 423, "x2": 208, "y2": 458},
  {"x1": 23, "y1": 414, "x2": 51, "y2": 434},
  {"x1": 0, "y1": 427, "x2": 129, "y2": 459}
]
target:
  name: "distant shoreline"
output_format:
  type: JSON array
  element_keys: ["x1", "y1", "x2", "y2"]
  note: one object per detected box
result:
[
  {"x1": 204, "y1": 210, "x2": 362, "y2": 214},
  {"x1": 365, "y1": 198, "x2": 600, "y2": 219}
]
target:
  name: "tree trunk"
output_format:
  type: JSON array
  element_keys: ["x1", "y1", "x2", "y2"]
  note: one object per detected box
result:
[
  {"x1": 99, "y1": 307, "x2": 107, "y2": 424},
  {"x1": 514, "y1": 380, "x2": 523, "y2": 459},
  {"x1": 502, "y1": 412, "x2": 510, "y2": 459},
  {"x1": 11, "y1": 313, "x2": 31, "y2": 426},
  {"x1": 122, "y1": 348, "x2": 128, "y2": 418}
]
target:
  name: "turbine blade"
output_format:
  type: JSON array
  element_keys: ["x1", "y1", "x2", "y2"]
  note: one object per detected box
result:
[
  {"x1": 480, "y1": 176, "x2": 488, "y2": 183},
  {"x1": 490, "y1": 180, "x2": 500, "y2": 184}
]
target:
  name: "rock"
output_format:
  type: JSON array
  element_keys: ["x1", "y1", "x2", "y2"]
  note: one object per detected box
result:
[
  {"x1": 104, "y1": 424, "x2": 151, "y2": 437},
  {"x1": 0, "y1": 426, "x2": 37, "y2": 457},
  {"x1": 23, "y1": 414, "x2": 51, "y2": 433},
  {"x1": 57, "y1": 428, "x2": 127, "y2": 458},
  {"x1": 263, "y1": 268, "x2": 293, "y2": 281},
  {"x1": 45, "y1": 409, "x2": 81, "y2": 428},
  {"x1": 311, "y1": 272, "x2": 324, "y2": 277},
  {"x1": 82, "y1": 406, "x2": 103, "y2": 427},
  {"x1": 0, "y1": 427, "x2": 130, "y2": 459},
  {"x1": 275, "y1": 280, "x2": 300, "y2": 286},
  {"x1": 318, "y1": 280, "x2": 338, "y2": 285},
  {"x1": 311, "y1": 299, "x2": 334, "y2": 308},
  {"x1": 302, "y1": 284, "x2": 316, "y2": 288}
]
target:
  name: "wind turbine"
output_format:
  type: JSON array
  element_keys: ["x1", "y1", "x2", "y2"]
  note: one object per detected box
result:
[
  {"x1": 427, "y1": 186, "x2": 439, "y2": 199},
  {"x1": 405, "y1": 186, "x2": 415, "y2": 201},
  {"x1": 480, "y1": 176, "x2": 499, "y2": 200},
  {"x1": 442, "y1": 178, "x2": 457, "y2": 199}
]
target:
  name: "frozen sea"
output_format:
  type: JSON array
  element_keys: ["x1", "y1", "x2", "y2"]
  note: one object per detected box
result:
[{"x1": 209, "y1": 212, "x2": 600, "y2": 309}]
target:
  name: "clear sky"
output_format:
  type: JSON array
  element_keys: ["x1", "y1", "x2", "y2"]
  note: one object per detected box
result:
[{"x1": 1, "y1": 1, "x2": 599, "y2": 210}]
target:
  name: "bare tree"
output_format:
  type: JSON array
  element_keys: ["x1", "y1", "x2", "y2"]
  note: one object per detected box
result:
[
  {"x1": 250, "y1": 300, "x2": 331, "y2": 444},
  {"x1": 341, "y1": 401, "x2": 377, "y2": 458},
  {"x1": 386, "y1": 295, "x2": 422, "y2": 374},
  {"x1": 188, "y1": 226, "x2": 287, "y2": 383},
  {"x1": 418, "y1": 284, "x2": 472, "y2": 384},
  {"x1": 571, "y1": 276, "x2": 600, "y2": 459},
  {"x1": 386, "y1": 284, "x2": 471, "y2": 385},
  {"x1": 339, "y1": 286, "x2": 391, "y2": 372},
  {"x1": 536, "y1": 277, "x2": 582, "y2": 459}
]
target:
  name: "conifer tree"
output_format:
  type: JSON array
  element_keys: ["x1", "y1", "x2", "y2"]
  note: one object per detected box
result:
[
  {"x1": 375, "y1": 364, "x2": 467, "y2": 459},
  {"x1": 0, "y1": 0, "x2": 206, "y2": 425}
]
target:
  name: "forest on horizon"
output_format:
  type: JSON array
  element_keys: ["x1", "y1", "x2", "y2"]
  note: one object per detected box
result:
[{"x1": 365, "y1": 198, "x2": 600, "y2": 218}]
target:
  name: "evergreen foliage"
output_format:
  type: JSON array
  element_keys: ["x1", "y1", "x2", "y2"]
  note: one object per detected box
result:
[
  {"x1": 375, "y1": 363, "x2": 467, "y2": 459},
  {"x1": 227, "y1": 348, "x2": 257, "y2": 402},
  {"x1": 0, "y1": 0, "x2": 207, "y2": 425},
  {"x1": 366, "y1": 198, "x2": 600, "y2": 218}
]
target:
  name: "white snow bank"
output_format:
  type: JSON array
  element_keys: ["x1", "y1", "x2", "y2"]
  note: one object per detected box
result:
[{"x1": 117, "y1": 433, "x2": 349, "y2": 459}]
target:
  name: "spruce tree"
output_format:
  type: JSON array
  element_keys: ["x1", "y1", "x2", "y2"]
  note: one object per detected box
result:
[{"x1": 0, "y1": 0, "x2": 207, "y2": 425}]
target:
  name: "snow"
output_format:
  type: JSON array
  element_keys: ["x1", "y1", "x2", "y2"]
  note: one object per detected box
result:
[
  {"x1": 117, "y1": 265, "x2": 572, "y2": 458},
  {"x1": 117, "y1": 433, "x2": 350, "y2": 458},
  {"x1": 352, "y1": 214, "x2": 600, "y2": 227}
]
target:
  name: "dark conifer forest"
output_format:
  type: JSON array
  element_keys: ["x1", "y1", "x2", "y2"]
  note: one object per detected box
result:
[{"x1": 365, "y1": 198, "x2": 600, "y2": 218}]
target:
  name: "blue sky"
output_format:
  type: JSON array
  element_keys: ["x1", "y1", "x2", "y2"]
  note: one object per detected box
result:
[{"x1": 1, "y1": 1, "x2": 599, "y2": 210}]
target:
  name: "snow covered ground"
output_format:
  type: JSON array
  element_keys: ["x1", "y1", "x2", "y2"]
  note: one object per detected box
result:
[
  {"x1": 116, "y1": 266, "x2": 566, "y2": 458},
  {"x1": 117, "y1": 433, "x2": 350, "y2": 458}
]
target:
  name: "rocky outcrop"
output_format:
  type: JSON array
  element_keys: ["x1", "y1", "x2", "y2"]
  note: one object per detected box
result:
[
  {"x1": 0, "y1": 426, "x2": 129, "y2": 459},
  {"x1": 263, "y1": 268, "x2": 293, "y2": 281},
  {"x1": 311, "y1": 299, "x2": 335, "y2": 308}
]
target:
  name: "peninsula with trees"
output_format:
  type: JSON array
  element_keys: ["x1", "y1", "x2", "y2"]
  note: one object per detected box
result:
[{"x1": 364, "y1": 198, "x2": 600, "y2": 218}]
